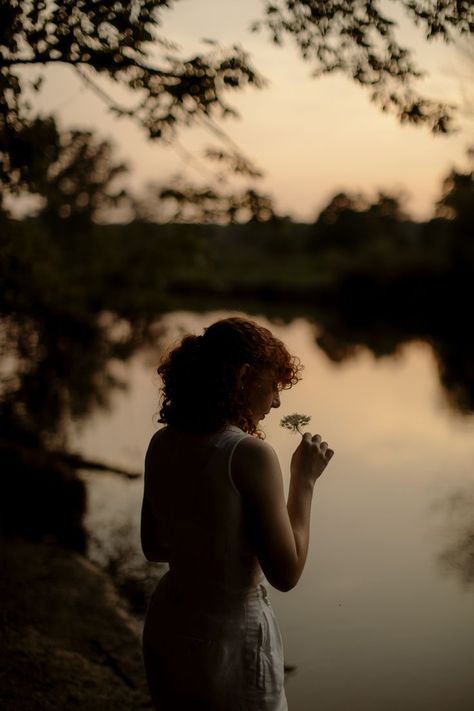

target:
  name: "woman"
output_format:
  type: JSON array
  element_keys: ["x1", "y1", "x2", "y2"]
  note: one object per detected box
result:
[{"x1": 141, "y1": 317, "x2": 334, "y2": 710}]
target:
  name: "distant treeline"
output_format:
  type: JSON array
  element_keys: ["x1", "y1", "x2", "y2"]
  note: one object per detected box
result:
[{"x1": 2, "y1": 191, "x2": 471, "y2": 321}]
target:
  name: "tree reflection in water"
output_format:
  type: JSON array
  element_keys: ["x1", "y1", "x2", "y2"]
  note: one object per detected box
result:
[
  {"x1": 433, "y1": 486, "x2": 474, "y2": 588},
  {"x1": 311, "y1": 268, "x2": 474, "y2": 414},
  {"x1": 1, "y1": 281, "x2": 474, "y2": 545},
  {"x1": 0, "y1": 304, "x2": 152, "y2": 551}
]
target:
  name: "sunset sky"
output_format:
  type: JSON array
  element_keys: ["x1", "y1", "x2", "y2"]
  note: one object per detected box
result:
[{"x1": 24, "y1": 0, "x2": 473, "y2": 221}]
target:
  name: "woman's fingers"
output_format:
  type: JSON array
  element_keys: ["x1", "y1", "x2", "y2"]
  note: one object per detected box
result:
[
  {"x1": 312, "y1": 435, "x2": 334, "y2": 461},
  {"x1": 292, "y1": 432, "x2": 335, "y2": 482},
  {"x1": 310, "y1": 434, "x2": 329, "y2": 453},
  {"x1": 304, "y1": 432, "x2": 335, "y2": 465}
]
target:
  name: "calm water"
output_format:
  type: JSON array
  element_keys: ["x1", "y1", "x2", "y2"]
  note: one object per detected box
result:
[{"x1": 71, "y1": 311, "x2": 474, "y2": 711}]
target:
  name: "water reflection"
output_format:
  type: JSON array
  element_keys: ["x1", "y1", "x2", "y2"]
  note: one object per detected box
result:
[
  {"x1": 433, "y1": 485, "x2": 474, "y2": 587},
  {"x1": 1, "y1": 284, "x2": 473, "y2": 454},
  {"x1": 310, "y1": 269, "x2": 474, "y2": 414},
  {"x1": 0, "y1": 308, "x2": 148, "y2": 548},
  {"x1": 0, "y1": 310, "x2": 148, "y2": 445}
]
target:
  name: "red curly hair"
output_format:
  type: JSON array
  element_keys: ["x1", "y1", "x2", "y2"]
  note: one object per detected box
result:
[{"x1": 157, "y1": 317, "x2": 302, "y2": 438}]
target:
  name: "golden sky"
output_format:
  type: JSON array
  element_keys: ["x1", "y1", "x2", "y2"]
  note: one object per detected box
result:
[{"x1": 26, "y1": 0, "x2": 473, "y2": 221}]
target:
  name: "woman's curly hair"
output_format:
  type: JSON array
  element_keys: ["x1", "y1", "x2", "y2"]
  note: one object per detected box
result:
[{"x1": 157, "y1": 317, "x2": 302, "y2": 438}]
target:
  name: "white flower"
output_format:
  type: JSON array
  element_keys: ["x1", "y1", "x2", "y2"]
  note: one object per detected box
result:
[{"x1": 280, "y1": 413, "x2": 311, "y2": 435}]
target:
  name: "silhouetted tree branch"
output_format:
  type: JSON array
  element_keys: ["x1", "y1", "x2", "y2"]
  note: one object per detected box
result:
[
  {"x1": 137, "y1": 178, "x2": 276, "y2": 223},
  {"x1": 0, "y1": 0, "x2": 265, "y2": 186},
  {"x1": 253, "y1": 0, "x2": 472, "y2": 131},
  {"x1": 1, "y1": 0, "x2": 472, "y2": 190}
]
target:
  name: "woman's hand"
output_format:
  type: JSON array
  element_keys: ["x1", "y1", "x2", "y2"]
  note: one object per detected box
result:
[{"x1": 290, "y1": 433, "x2": 334, "y2": 486}]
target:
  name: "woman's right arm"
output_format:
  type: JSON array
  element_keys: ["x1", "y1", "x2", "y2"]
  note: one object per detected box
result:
[{"x1": 232, "y1": 433, "x2": 334, "y2": 592}]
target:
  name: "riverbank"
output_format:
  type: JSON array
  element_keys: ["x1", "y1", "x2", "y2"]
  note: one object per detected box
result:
[{"x1": 0, "y1": 536, "x2": 153, "y2": 710}]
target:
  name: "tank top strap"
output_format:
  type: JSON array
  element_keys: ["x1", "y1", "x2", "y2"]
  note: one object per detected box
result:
[{"x1": 212, "y1": 425, "x2": 250, "y2": 494}]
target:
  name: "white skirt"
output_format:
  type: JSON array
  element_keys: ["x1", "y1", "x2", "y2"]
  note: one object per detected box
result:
[{"x1": 143, "y1": 572, "x2": 288, "y2": 711}]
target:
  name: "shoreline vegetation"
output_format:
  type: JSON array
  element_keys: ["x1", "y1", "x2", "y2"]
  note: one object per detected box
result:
[{"x1": 0, "y1": 536, "x2": 153, "y2": 711}]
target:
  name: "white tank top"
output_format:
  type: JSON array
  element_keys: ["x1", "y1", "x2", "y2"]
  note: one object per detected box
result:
[{"x1": 144, "y1": 424, "x2": 264, "y2": 599}]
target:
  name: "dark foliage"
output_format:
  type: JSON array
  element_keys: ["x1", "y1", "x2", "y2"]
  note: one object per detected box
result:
[
  {"x1": 1, "y1": 0, "x2": 472, "y2": 189},
  {"x1": 0, "y1": 0, "x2": 265, "y2": 185},
  {"x1": 0, "y1": 438, "x2": 86, "y2": 551},
  {"x1": 254, "y1": 0, "x2": 473, "y2": 132}
]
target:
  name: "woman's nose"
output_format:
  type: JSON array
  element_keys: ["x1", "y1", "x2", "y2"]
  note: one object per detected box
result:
[{"x1": 272, "y1": 393, "x2": 281, "y2": 408}]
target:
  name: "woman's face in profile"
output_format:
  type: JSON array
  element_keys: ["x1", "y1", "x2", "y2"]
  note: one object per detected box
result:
[{"x1": 247, "y1": 371, "x2": 281, "y2": 425}]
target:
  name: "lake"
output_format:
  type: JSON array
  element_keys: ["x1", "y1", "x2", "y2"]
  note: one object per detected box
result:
[{"x1": 70, "y1": 310, "x2": 474, "y2": 711}]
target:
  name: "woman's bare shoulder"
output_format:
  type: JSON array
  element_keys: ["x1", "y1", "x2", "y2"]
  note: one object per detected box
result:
[
  {"x1": 145, "y1": 426, "x2": 169, "y2": 465},
  {"x1": 236, "y1": 435, "x2": 277, "y2": 461},
  {"x1": 147, "y1": 425, "x2": 169, "y2": 446},
  {"x1": 232, "y1": 436, "x2": 281, "y2": 495}
]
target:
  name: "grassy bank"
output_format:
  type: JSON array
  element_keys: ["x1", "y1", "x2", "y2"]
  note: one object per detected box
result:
[{"x1": 0, "y1": 537, "x2": 153, "y2": 710}]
